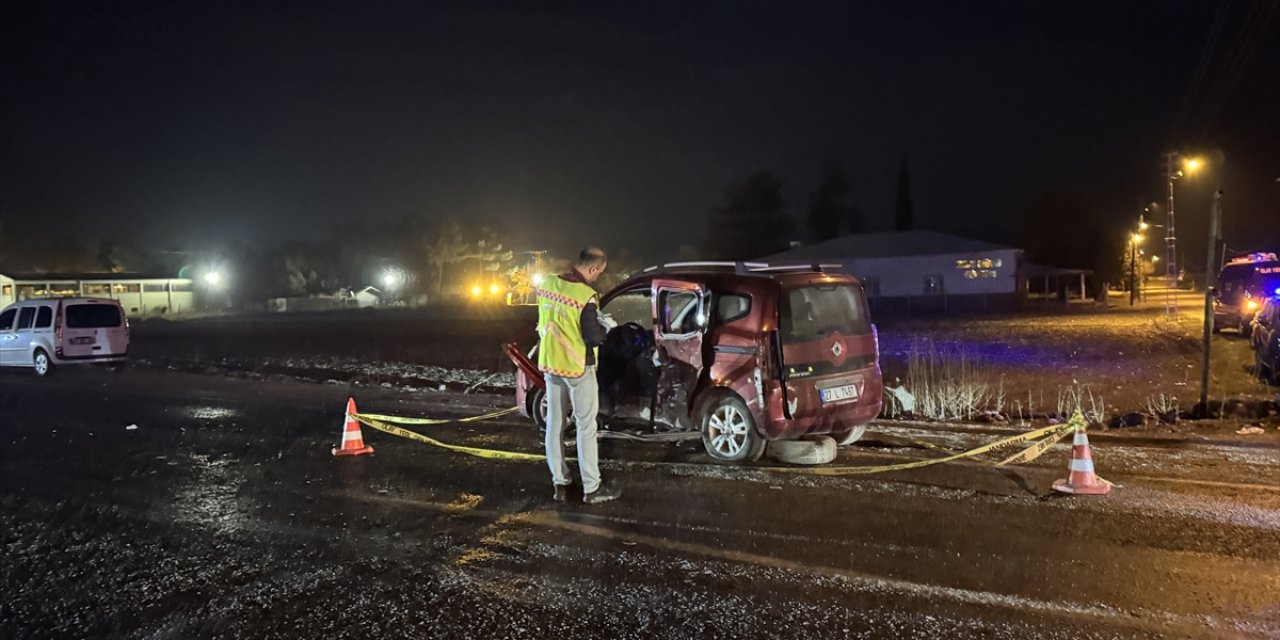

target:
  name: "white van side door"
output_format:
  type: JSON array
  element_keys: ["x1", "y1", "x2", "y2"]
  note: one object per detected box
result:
[
  {"x1": 11, "y1": 306, "x2": 37, "y2": 366},
  {"x1": 0, "y1": 307, "x2": 17, "y2": 365}
]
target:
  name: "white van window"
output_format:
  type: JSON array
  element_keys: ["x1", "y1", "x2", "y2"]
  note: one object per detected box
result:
[
  {"x1": 0, "y1": 309, "x2": 14, "y2": 331},
  {"x1": 16, "y1": 307, "x2": 36, "y2": 330},
  {"x1": 35, "y1": 306, "x2": 53, "y2": 329},
  {"x1": 66, "y1": 304, "x2": 122, "y2": 328}
]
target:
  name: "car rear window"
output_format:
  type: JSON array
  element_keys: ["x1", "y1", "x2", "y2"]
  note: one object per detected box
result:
[
  {"x1": 66, "y1": 304, "x2": 123, "y2": 328},
  {"x1": 780, "y1": 285, "x2": 869, "y2": 344}
]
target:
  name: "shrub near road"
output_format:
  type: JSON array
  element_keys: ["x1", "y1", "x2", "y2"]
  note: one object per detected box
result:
[{"x1": 128, "y1": 304, "x2": 1275, "y2": 425}]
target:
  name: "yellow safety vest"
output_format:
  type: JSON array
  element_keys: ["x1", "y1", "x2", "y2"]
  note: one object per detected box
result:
[{"x1": 536, "y1": 275, "x2": 599, "y2": 378}]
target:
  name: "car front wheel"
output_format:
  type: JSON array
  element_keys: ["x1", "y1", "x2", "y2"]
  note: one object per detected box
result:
[
  {"x1": 33, "y1": 349, "x2": 53, "y2": 377},
  {"x1": 701, "y1": 394, "x2": 765, "y2": 463}
]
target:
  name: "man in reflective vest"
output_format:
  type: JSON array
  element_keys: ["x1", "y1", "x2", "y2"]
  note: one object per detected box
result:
[{"x1": 537, "y1": 247, "x2": 619, "y2": 504}]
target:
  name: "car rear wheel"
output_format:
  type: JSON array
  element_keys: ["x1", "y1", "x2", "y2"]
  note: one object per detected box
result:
[
  {"x1": 831, "y1": 425, "x2": 867, "y2": 446},
  {"x1": 529, "y1": 386, "x2": 550, "y2": 430},
  {"x1": 701, "y1": 395, "x2": 765, "y2": 463},
  {"x1": 32, "y1": 349, "x2": 53, "y2": 377},
  {"x1": 531, "y1": 386, "x2": 574, "y2": 442}
]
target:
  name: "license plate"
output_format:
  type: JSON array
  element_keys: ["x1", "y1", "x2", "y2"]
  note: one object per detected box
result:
[
  {"x1": 71, "y1": 337, "x2": 94, "y2": 345},
  {"x1": 819, "y1": 383, "x2": 858, "y2": 404}
]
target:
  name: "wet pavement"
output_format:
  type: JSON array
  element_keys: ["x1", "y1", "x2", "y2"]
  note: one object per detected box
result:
[{"x1": 2, "y1": 369, "x2": 1278, "y2": 639}]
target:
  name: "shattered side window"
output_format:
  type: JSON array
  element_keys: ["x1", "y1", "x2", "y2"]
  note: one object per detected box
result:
[{"x1": 603, "y1": 288, "x2": 652, "y2": 328}]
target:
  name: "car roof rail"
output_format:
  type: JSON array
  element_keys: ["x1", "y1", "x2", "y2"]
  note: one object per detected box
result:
[
  {"x1": 641, "y1": 261, "x2": 844, "y2": 275},
  {"x1": 746, "y1": 262, "x2": 845, "y2": 273},
  {"x1": 641, "y1": 261, "x2": 769, "y2": 274}
]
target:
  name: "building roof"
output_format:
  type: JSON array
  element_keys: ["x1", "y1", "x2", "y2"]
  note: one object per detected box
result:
[
  {"x1": 0, "y1": 272, "x2": 190, "y2": 282},
  {"x1": 759, "y1": 230, "x2": 1018, "y2": 261}
]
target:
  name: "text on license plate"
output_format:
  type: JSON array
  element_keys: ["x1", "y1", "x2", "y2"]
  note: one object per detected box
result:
[
  {"x1": 71, "y1": 337, "x2": 94, "y2": 345},
  {"x1": 819, "y1": 384, "x2": 858, "y2": 404}
]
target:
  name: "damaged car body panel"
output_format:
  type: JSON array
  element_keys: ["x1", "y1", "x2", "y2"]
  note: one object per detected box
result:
[{"x1": 504, "y1": 264, "x2": 884, "y2": 462}]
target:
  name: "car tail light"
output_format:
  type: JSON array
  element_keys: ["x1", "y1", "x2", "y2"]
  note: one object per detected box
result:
[{"x1": 54, "y1": 301, "x2": 63, "y2": 339}]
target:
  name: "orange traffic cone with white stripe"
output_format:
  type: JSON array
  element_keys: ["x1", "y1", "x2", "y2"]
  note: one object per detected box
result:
[
  {"x1": 1053, "y1": 417, "x2": 1109, "y2": 495},
  {"x1": 332, "y1": 397, "x2": 374, "y2": 457}
]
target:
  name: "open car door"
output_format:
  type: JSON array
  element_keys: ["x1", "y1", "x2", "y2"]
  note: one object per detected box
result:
[{"x1": 650, "y1": 279, "x2": 707, "y2": 430}]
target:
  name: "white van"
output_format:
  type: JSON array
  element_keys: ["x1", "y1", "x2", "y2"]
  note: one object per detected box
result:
[{"x1": 0, "y1": 298, "x2": 130, "y2": 376}]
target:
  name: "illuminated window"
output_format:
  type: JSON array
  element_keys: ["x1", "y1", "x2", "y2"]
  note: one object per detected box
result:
[
  {"x1": 963, "y1": 270, "x2": 999, "y2": 279},
  {"x1": 112, "y1": 283, "x2": 141, "y2": 294},
  {"x1": 955, "y1": 258, "x2": 1002, "y2": 270},
  {"x1": 85, "y1": 284, "x2": 110, "y2": 295}
]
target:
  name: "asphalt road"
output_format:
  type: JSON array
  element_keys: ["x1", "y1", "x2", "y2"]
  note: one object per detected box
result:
[{"x1": 2, "y1": 369, "x2": 1278, "y2": 639}]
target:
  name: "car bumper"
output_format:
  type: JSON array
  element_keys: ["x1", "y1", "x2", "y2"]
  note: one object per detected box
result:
[{"x1": 760, "y1": 365, "x2": 884, "y2": 440}]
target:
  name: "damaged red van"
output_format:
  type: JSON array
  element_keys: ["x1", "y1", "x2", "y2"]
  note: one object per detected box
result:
[{"x1": 504, "y1": 262, "x2": 883, "y2": 463}]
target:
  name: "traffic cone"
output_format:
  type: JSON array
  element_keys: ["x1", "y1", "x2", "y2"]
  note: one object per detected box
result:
[
  {"x1": 332, "y1": 397, "x2": 374, "y2": 457},
  {"x1": 1052, "y1": 422, "x2": 1109, "y2": 495}
]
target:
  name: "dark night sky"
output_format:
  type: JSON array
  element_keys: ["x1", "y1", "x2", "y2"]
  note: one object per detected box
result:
[{"x1": 2, "y1": 1, "x2": 1277, "y2": 262}]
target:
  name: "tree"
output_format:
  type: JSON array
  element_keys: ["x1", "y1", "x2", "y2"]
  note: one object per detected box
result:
[
  {"x1": 706, "y1": 170, "x2": 793, "y2": 259},
  {"x1": 595, "y1": 247, "x2": 646, "y2": 292},
  {"x1": 894, "y1": 156, "x2": 914, "y2": 232},
  {"x1": 807, "y1": 162, "x2": 851, "y2": 242},
  {"x1": 96, "y1": 240, "x2": 149, "y2": 273},
  {"x1": 1015, "y1": 187, "x2": 1125, "y2": 286},
  {"x1": 423, "y1": 219, "x2": 514, "y2": 298}
]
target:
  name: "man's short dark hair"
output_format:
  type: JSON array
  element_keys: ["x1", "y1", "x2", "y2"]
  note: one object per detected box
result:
[{"x1": 576, "y1": 247, "x2": 607, "y2": 268}]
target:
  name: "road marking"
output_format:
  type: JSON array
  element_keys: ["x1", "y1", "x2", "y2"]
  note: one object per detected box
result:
[{"x1": 340, "y1": 492, "x2": 1219, "y2": 636}]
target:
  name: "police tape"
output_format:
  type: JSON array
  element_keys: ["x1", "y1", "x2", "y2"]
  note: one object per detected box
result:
[
  {"x1": 351, "y1": 405, "x2": 1087, "y2": 476},
  {"x1": 355, "y1": 406, "x2": 519, "y2": 426},
  {"x1": 356, "y1": 415, "x2": 548, "y2": 462},
  {"x1": 765, "y1": 418, "x2": 1081, "y2": 476}
]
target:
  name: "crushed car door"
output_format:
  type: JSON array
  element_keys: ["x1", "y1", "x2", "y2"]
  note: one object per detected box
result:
[{"x1": 650, "y1": 279, "x2": 707, "y2": 430}]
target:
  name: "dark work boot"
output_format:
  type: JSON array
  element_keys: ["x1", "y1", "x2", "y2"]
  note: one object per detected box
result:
[
  {"x1": 583, "y1": 484, "x2": 620, "y2": 504},
  {"x1": 553, "y1": 484, "x2": 571, "y2": 502}
]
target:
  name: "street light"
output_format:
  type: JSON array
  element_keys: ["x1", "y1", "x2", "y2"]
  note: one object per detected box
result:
[
  {"x1": 204, "y1": 271, "x2": 222, "y2": 287},
  {"x1": 1161, "y1": 153, "x2": 1206, "y2": 293}
]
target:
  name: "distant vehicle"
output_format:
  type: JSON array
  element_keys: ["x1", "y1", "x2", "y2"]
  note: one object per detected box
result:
[
  {"x1": 0, "y1": 298, "x2": 129, "y2": 376},
  {"x1": 504, "y1": 262, "x2": 884, "y2": 463},
  {"x1": 1213, "y1": 252, "x2": 1280, "y2": 336},
  {"x1": 1249, "y1": 293, "x2": 1280, "y2": 385}
]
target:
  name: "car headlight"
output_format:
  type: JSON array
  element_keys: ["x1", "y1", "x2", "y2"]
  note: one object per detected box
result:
[{"x1": 1245, "y1": 299, "x2": 1259, "y2": 311}]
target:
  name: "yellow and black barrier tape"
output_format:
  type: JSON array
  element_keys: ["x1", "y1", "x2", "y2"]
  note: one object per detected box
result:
[
  {"x1": 356, "y1": 406, "x2": 518, "y2": 426},
  {"x1": 768, "y1": 416, "x2": 1081, "y2": 476},
  {"x1": 357, "y1": 415, "x2": 547, "y2": 462},
  {"x1": 350, "y1": 405, "x2": 1088, "y2": 476}
]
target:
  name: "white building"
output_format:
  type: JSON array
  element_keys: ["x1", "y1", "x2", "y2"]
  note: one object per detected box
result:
[
  {"x1": 0, "y1": 273, "x2": 195, "y2": 317},
  {"x1": 0, "y1": 273, "x2": 15, "y2": 309},
  {"x1": 761, "y1": 230, "x2": 1027, "y2": 313}
]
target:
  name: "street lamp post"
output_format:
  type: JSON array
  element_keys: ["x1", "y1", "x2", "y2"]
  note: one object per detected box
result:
[{"x1": 1161, "y1": 153, "x2": 1204, "y2": 291}]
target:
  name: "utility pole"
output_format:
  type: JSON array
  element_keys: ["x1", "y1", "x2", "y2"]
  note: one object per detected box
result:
[
  {"x1": 1162, "y1": 153, "x2": 1179, "y2": 288},
  {"x1": 1199, "y1": 190, "x2": 1222, "y2": 411},
  {"x1": 1129, "y1": 236, "x2": 1137, "y2": 306}
]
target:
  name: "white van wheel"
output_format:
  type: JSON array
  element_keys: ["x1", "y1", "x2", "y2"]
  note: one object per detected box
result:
[
  {"x1": 768, "y1": 436, "x2": 837, "y2": 465},
  {"x1": 33, "y1": 349, "x2": 53, "y2": 377},
  {"x1": 832, "y1": 425, "x2": 867, "y2": 446}
]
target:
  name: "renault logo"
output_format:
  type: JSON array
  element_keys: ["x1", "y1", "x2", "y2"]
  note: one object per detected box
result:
[{"x1": 831, "y1": 341, "x2": 843, "y2": 357}]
